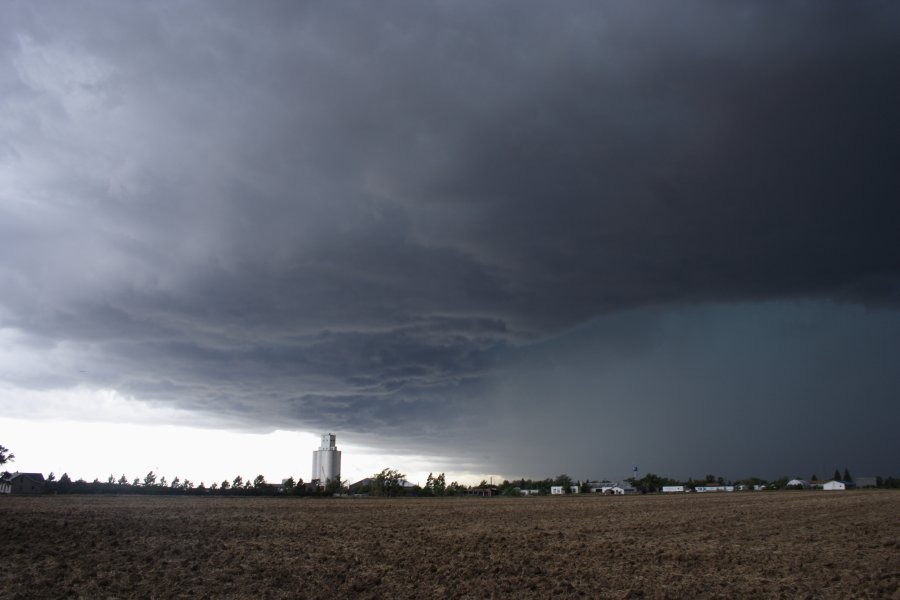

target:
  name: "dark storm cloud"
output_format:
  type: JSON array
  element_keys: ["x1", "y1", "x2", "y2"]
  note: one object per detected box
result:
[{"x1": 1, "y1": 2, "x2": 899, "y2": 474}]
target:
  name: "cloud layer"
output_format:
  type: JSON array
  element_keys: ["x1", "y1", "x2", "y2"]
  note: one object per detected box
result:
[{"x1": 2, "y1": 2, "x2": 899, "y2": 476}]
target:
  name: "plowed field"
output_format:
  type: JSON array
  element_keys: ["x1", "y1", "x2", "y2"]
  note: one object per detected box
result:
[{"x1": 1, "y1": 490, "x2": 898, "y2": 599}]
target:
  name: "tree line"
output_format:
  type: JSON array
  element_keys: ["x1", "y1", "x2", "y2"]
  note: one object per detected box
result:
[{"x1": 3, "y1": 444, "x2": 898, "y2": 496}]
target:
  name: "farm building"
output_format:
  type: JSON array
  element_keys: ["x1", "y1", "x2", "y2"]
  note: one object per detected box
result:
[
  {"x1": 598, "y1": 485, "x2": 638, "y2": 495},
  {"x1": 696, "y1": 485, "x2": 734, "y2": 493},
  {"x1": 786, "y1": 479, "x2": 810, "y2": 489},
  {"x1": 587, "y1": 481, "x2": 614, "y2": 493},
  {"x1": 823, "y1": 480, "x2": 854, "y2": 491},
  {"x1": 519, "y1": 489, "x2": 540, "y2": 496},
  {"x1": 0, "y1": 481, "x2": 10, "y2": 494},
  {"x1": 8, "y1": 472, "x2": 44, "y2": 494},
  {"x1": 662, "y1": 486, "x2": 684, "y2": 493},
  {"x1": 550, "y1": 486, "x2": 565, "y2": 495},
  {"x1": 569, "y1": 486, "x2": 580, "y2": 494}
]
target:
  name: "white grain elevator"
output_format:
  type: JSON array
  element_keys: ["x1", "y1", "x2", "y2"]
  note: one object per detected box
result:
[{"x1": 311, "y1": 433, "x2": 341, "y2": 483}]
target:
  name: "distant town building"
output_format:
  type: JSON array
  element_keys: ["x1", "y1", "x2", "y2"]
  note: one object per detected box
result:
[
  {"x1": 786, "y1": 479, "x2": 810, "y2": 489},
  {"x1": 550, "y1": 486, "x2": 565, "y2": 495},
  {"x1": 662, "y1": 486, "x2": 685, "y2": 493},
  {"x1": 311, "y1": 433, "x2": 341, "y2": 484}
]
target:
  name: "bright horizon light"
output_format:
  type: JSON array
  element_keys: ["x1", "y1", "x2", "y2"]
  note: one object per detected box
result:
[
  {"x1": 0, "y1": 415, "x2": 499, "y2": 488},
  {"x1": 0, "y1": 385, "x2": 498, "y2": 487}
]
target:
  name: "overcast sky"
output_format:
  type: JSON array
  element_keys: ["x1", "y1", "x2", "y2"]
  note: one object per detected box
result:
[{"x1": 2, "y1": 2, "x2": 899, "y2": 484}]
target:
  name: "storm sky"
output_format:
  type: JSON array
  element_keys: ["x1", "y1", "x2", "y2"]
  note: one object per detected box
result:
[{"x1": 2, "y1": 2, "x2": 899, "y2": 482}]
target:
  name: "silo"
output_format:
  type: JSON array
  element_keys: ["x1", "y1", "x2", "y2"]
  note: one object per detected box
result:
[{"x1": 311, "y1": 433, "x2": 341, "y2": 483}]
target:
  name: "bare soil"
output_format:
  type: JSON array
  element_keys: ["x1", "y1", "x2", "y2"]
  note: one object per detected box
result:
[{"x1": 1, "y1": 490, "x2": 898, "y2": 599}]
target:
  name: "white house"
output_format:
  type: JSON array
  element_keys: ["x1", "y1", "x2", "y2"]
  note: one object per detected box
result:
[
  {"x1": 520, "y1": 489, "x2": 541, "y2": 496},
  {"x1": 823, "y1": 480, "x2": 848, "y2": 491},
  {"x1": 550, "y1": 486, "x2": 565, "y2": 495},
  {"x1": 569, "y1": 486, "x2": 580, "y2": 494},
  {"x1": 662, "y1": 485, "x2": 684, "y2": 493}
]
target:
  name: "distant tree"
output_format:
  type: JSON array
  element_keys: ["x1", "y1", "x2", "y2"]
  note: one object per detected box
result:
[
  {"x1": 283, "y1": 476, "x2": 295, "y2": 492},
  {"x1": 811, "y1": 474, "x2": 818, "y2": 482},
  {"x1": 843, "y1": 468, "x2": 852, "y2": 482},
  {"x1": 107, "y1": 474, "x2": 115, "y2": 485},
  {"x1": 210, "y1": 481, "x2": 219, "y2": 491},
  {"x1": 833, "y1": 469, "x2": 841, "y2": 481},
  {"x1": 232, "y1": 475, "x2": 243, "y2": 489},
  {"x1": 705, "y1": 474, "x2": 717, "y2": 483},
  {"x1": 58, "y1": 473, "x2": 72, "y2": 493},
  {"x1": 171, "y1": 476, "x2": 181, "y2": 489},
  {"x1": 0, "y1": 444, "x2": 14, "y2": 466},
  {"x1": 183, "y1": 479, "x2": 194, "y2": 490},
  {"x1": 554, "y1": 474, "x2": 574, "y2": 492},
  {"x1": 433, "y1": 473, "x2": 446, "y2": 496},
  {"x1": 143, "y1": 471, "x2": 157, "y2": 487},
  {"x1": 636, "y1": 473, "x2": 668, "y2": 493},
  {"x1": 253, "y1": 474, "x2": 266, "y2": 488},
  {"x1": 372, "y1": 468, "x2": 406, "y2": 497},
  {"x1": 132, "y1": 478, "x2": 140, "y2": 486},
  {"x1": 220, "y1": 480, "x2": 231, "y2": 490},
  {"x1": 159, "y1": 476, "x2": 167, "y2": 488},
  {"x1": 324, "y1": 477, "x2": 345, "y2": 495},
  {"x1": 118, "y1": 474, "x2": 128, "y2": 485}
]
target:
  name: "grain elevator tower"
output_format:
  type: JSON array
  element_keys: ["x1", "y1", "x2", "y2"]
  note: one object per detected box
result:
[{"x1": 311, "y1": 433, "x2": 341, "y2": 484}]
